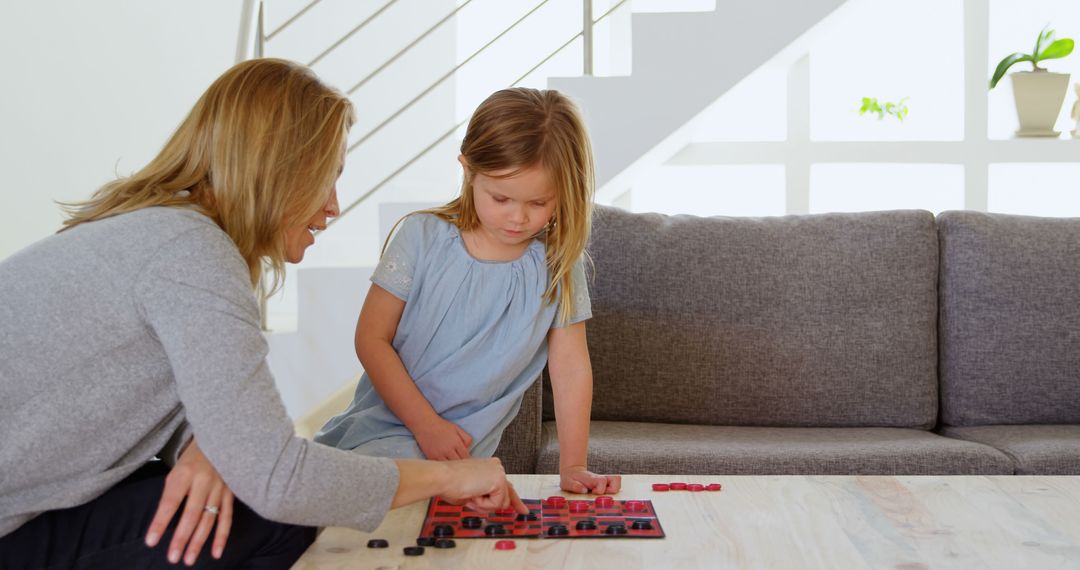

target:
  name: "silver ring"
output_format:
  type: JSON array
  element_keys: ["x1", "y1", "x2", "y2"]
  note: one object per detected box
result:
[{"x1": 204, "y1": 505, "x2": 219, "y2": 516}]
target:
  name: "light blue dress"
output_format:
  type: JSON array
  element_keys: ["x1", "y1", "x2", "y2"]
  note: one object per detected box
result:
[{"x1": 315, "y1": 214, "x2": 591, "y2": 459}]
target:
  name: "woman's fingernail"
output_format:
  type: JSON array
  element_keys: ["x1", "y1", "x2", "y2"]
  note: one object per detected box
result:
[
  {"x1": 168, "y1": 549, "x2": 180, "y2": 563},
  {"x1": 145, "y1": 532, "x2": 159, "y2": 547}
]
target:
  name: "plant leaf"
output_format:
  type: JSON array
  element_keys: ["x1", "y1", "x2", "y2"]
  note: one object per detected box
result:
[
  {"x1": 990, "y1": 52, "x2": 1033, "y2": 89},
  {"x1": 1034, "y1": 26, "x2": 1053, "y2": 58},
  {"x1": 1039, "y1": 38, "x2": 1075, "y2": 61}
]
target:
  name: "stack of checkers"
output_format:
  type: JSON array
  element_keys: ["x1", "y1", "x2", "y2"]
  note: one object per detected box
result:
[{"x1": 651, "y1": 482, "x2": 722, "y2": 492}]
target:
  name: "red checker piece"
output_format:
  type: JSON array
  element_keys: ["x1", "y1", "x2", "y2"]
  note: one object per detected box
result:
[
  {"x1": 544, "y1": 496, "x2": 567, "y2": 508},
  {"x1": 669, "y1": 482, "x2": 687, "y2": 490},
  {"x1": 494, "y1": 508, "x2": 516, "y2": 516},
  {"x1": 687, "y1": 484, "x2": 704, "y2": 492},
  {"x1": 495, "y1": 540, "x2": 516, "y2": 551},
  {"x1": 706, "y1": 483, "x2": 723, "y2": 491},
  {"x1": 624, "y1": 500, "x2": 646, "y2": 512},
  {"x1": 593, "y1": 496, "x2": 615, "y2": 508},
  {"x1": 568, "y1": 501, "x2": 590, "y2": 513},
  {"x1": 652, "y1": 483, "x2": 670, "y2": 492}
]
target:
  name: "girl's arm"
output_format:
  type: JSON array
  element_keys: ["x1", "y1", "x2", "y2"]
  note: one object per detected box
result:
[
  {"x1": 547, "y1": 322, "x2": 622, "y2": 494},
  {"x1": 356, "y1": 284, "x2": 473, "y2": 460}
]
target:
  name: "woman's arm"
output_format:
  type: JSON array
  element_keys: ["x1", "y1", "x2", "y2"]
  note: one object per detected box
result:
[
  {"x1": 392, "y1": 457, "x2": 527, "y2": 514},
  {"x1": 356, "y1": 284, "x2": 472, "y2": 460},
  {"x1": 136, "y1": 223, "x2": 525, "y2": 533},
  {"x1": 134, "y1": 226, "x2": 416, "y2": 529},
  {"x1": 547, "y1": 322, "x2": 622, "y2": 494}
]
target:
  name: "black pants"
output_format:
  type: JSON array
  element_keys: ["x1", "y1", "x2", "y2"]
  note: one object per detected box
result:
[{"x1": 0, "y1": 462, "x2": 316, "y2": 570}]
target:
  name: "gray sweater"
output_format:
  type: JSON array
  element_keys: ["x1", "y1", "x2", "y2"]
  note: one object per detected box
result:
[{"x1": 0, "y1": 207, "x2": 398, "y2": 538}]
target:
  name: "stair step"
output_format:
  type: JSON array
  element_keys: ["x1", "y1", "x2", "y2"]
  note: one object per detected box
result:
[{"x1": 550, "y1": 0, "x2": 847, "y2": 193}]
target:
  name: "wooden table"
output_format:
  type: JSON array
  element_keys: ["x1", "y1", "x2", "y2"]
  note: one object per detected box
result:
[{"x1": 293, "y1": 474, "x2": 1080, "y2": 569}]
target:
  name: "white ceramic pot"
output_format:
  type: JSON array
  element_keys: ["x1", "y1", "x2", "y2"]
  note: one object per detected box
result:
[{"x1": 1011, "y1": 71, "x2": 1071, "y2": 137}]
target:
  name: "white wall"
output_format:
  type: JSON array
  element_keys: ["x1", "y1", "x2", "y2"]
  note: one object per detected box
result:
[
  {"x1": 0, "y1": 1, "x2": 463, "y2": 419},
  {"x1": 0, "y1": 1, "x2": 242, "y2": 260}
]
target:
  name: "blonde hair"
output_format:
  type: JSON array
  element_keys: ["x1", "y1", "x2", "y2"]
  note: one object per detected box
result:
[
  {"x1": 422, "y1": 87, "x2": 595, "y2": 324},
  {"x1": 60, "y1": 58, "x2": 354, "y2": 291}
]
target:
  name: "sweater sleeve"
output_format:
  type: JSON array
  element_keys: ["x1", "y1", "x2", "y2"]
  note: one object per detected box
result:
[
  {"x1": 158, "y1": 422, "x2": 193, "y2": 465},
  {"x1": 134, "y1": 225, "x2": 399, "y2": 529}
]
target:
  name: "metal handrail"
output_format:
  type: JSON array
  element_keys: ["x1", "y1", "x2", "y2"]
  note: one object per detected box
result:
[
  {"x1": 266, "y1": 0, "x2": 322, "y2": 40},
  {"x1": 308, "y1": 0, "x2": 398, "y2": 67},
  {"x1": 327, "y1": 0, "x2": 631, "y2": 230},
  {"x1": 255, "y1": 2, "x2": 264, "y2": 58},
  {"x1": 345, "y1": 0, "x2": 553, "y2": 155},
  {"x1": 331, "y1": 124, "x2": 462, "y2": 228},
  {"x1": 346, "y1": 0, "x2": 476, "y2": 96},
  {"x1": 583, "y1": 0, "x2": 593, "y2": 76}
]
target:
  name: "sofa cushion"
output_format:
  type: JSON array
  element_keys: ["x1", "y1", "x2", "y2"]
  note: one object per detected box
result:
[
  {"x1": 536, "y1": 421, "x2": 1013, "y2": 475},
  {"x1": 492, "y1": 375, "x2": 542, "y2": 474},
  {"x1": 555, "y1": 206, "x2": 939, "y2": 429},
  {"x1": 941, "y1": 425, "x2": 1080, "y2": 475},
  {"x1": 938, "y1": 211, "x2": 1080, "y2": 426}
]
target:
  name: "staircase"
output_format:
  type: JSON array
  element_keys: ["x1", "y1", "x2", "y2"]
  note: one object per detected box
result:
[
  {"x1": 260, "y1": 0, "x2": 849, "y2": 418},
  {"x1": 551, "y1": 0, "x2": 845, "y2": 201}
]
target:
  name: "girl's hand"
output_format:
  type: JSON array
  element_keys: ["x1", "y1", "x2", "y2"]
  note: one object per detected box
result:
[
  {"x1": 440, "y1": 458, "x2": 529, "y2": 514},
  {"x1": 413, "y1": 416, "x2": 473, "y2": 460},
  {"x1": 145, "y1": 438, "x2": 234, "y2": 566},
  {"x1": 560, "y1": 465, "x2": 622, "y2": 495}
]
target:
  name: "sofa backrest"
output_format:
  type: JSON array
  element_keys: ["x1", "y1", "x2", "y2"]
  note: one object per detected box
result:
[
  {"x1": 551, "y1": 206, "x2": 939, "y2": 429},
  {"x1": 938, "y1": 211, "x2": 1080, "y2": 426}
]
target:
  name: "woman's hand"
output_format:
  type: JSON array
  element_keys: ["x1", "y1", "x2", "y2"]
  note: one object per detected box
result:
[
  {"x1": 413, "y1": 416, "x2": 473, "y2": 460},
  {"x1": 441, "y1": 458, "x2": 529, "y2": 514},
  {"x1": 145, "y1": 438, "x2": 234, "y2": 566},
  {"x1": 560, "y1": 465, "x2": 622, "y2": 495}
]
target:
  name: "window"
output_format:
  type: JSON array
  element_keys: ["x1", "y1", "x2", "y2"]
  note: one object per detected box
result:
[
  {"x1": 810, "y1": 164, "x2": 964, "y2": 214},
  {"x1": 988, "y1": 164, "x2": 1080, "y2": 216},
  {"x1": 630, "y1": 165, "x2": 785, "y2": 217}
]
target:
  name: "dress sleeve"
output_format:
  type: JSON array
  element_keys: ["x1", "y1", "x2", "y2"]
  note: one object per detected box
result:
[
  {"x1": 370, "y1": 215, "x2": 426, "y2": 300},
  {"x1": 134, "y1": 225, "x2": 399, "y2": 530},
  {"x1": 552, "y1": 256, "x2": 592, "y2": 328}
]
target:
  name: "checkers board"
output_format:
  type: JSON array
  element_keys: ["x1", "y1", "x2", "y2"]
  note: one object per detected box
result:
[{"x1": 418, "y1": 495, "x2": 665, "y2": 540}]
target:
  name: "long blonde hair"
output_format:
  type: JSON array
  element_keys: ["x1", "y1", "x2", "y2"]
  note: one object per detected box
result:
[
  {"x1": 60, "y1": 58, "x2": 354, "y2": 290},
  {"x1": 423, "y1": 87, "x2": 595, "y2": 324}
]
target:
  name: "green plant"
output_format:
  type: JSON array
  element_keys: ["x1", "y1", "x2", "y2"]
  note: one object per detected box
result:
[
  {"x1": 859, "y1": 97, "x2": 909, "y2": 122},
  {"x1": 990, "y1": 26, "x2": 1075, "y2": 89}
]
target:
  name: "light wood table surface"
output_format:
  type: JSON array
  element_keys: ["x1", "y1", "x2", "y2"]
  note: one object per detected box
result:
[{"x1": 293, "y1": 474, "x2": 1080, "y2": 569}]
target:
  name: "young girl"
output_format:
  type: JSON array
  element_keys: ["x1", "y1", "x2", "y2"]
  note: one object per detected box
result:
[{"x1": 317, "y1": 87, "x2": 621, "y2": 494}]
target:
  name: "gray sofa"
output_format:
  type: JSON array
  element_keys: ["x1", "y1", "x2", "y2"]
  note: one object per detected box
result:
[{"x1": 493, "y1": 206, "x2": 1080, "y2": 475}]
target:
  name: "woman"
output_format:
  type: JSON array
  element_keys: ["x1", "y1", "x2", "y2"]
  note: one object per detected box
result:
[{"x1": 0, "y1": 58, "x2": 525, "y2": 568}]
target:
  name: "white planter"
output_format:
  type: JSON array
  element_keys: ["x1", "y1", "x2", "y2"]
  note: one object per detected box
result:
[{"x1": 1010, "y1": 71, "x2": 1071, "y2": 137}]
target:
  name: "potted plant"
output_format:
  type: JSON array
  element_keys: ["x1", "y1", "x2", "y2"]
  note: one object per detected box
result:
[{"x1": 990, "y1": 26, "x2": 1074, "y2": 137}]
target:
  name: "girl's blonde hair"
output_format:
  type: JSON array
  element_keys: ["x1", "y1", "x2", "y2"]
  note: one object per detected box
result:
[
  {"x1": 423, "y1": 87, "x2": 595, "y2": 324},
  {"x1": 61, "y1": 58, "x2": 354, "y2": 291}
]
